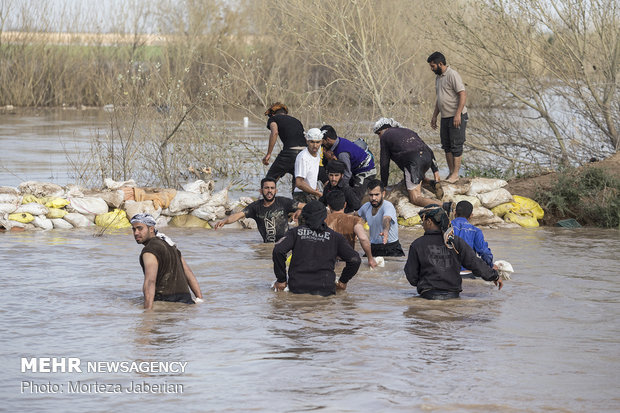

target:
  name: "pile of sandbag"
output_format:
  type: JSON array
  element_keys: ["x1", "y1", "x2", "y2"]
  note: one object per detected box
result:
[
  {"x1": 388, "y1": 177, "x2": 544, "y2": 228},
  {"x1": 0, "y1": 179, "x2": 255, "y2": 232}
]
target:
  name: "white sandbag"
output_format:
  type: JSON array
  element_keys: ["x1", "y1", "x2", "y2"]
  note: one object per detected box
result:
[
  {"x1": 469, "y1": 206, "x2": 505, "y2": 226},
  {"x1": 65, "y1": 184, "x2": 86, "y2": 198},
  {"x1": 451, "y1": 194, "x2": 481, "y2": 208},
  {"x1": 182, "y1": 180, "x2": 214, "y2": 194},
  {"x1": 240, "y1": 218, "x2": 258, "y2": 229},
  {"x1": 155, "y1": 215, "x2": 170, "y2": 228},
  {"x1": 441, "y1": 181, "x2": 471, "y2": 200},
  {"x1": 67, "y1": 197, "x2": 110, "y2": 215},
  {"x1": 160, "y1": 208, "x2": 186, "y2": 217},
  {"x1": 191, "y1": 204, "x2": 226, "y2": 221},
  {"x1": 230, "y1": 197, "x2": 256, "y2": 214},
  {"x1": 32, "y1": 215, "x2": 54, "y2": 230},
  {"x1": 15, "y1": 202, "x2": 49, "y2": 216},
  {"x1": 494, "y1": 260, "x2": 514, "y2": 280},
  {"x1": 0, "y1": 193, "x2": 22, "y2": 204},
  {"x1": 51, "y1": 218, "x2": 74, "y2": 229},
  {"x1": 63, "y1": 213, "x2": 95, "y2": 227},
  {"x1": 204, "y1": 188, "x2": 228, "y2": 207},
  {"x1": 0, "y1": 203, "x2": 19, "y2": 214},
  {"x1": 466, "y1": 177, "x2": 507, "y2": 196},
  {"x1": 167, "y1": 191, "x2": 209, "y2": 213},
  {"x1": 124, "y1": 200, "x2": 161, "y2": 220},
  {"x1": 477, "y1": 188, "x2": 514, "y2": 209},
  {"x1": 104, "y1": 178, "x2": 137, "y2": 190},
  {"x1": 395, "y1": 197, "x2": 422, "y2": 219},
  {"x1": 87, "y1": 190, "x2": 124, "y2": 208},
  {"x1": 18, "y1": 181, "x2": 64, "y2": 198}
]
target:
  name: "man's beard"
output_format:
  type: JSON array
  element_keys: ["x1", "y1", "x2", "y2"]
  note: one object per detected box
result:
[
  {"x1": 433, "y1": 67, "x2": 443, "y2": 75},
  {"x1": 370, "y1": 199, "x2": 383, "y2": 208},
  {"x1": 263, "y1": 192, "x2": 275, "y2": 201}
]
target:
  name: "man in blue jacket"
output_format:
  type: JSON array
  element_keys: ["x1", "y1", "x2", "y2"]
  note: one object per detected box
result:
[{"x1": 451, "y1": 200, "x2": 495, "y2": 274}]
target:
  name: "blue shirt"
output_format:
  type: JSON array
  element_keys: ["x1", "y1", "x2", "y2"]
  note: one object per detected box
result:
[
  {"x1": 358, "y1": 200, "x2": 399, "y2": 244},
  {"x1": 451, "y1": 217, "x2": 493, "y2": 269}
]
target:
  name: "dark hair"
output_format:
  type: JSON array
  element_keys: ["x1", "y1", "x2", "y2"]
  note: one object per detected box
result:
[
  {"x1": 366, "y1": 178, "x2": 384, "y2": 192},
  {"x1": 325, "y1": 190, "x2": 346, "y2": 211},
  {"x1": 260, "y1": 177, "x2": 277, "y2": 188},
  {"x1": 264, "y1": 102, "x2": 288, "y2": 116},
  {"x1": 320, "y1": 125, "x2": 337, "y2": 140},
  {"x1": 455, "y1": 200, "x2": 473, "y2": 218},
  {"x1": 427, "y1": 51, "x2": 446, "y2": 65}
]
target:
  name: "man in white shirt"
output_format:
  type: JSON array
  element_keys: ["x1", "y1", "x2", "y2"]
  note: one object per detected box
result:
[{"x1": 293, "y1": 128, "x2": 323, "y2": 203}]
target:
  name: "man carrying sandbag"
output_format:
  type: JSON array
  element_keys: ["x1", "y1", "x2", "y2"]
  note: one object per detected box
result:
[{"x1": 131, "y1": 214, "x2": 203, "y2": 309}]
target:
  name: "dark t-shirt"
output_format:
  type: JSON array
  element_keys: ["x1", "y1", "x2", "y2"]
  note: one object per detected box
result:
[
  {"x1": 242, "y1": 196, "x2": 299, "y2": 242},
  {"x1": 139, "y1": 237, "x2": 190, "y2": 297},
  {"x1": 379, "y1": 127, "x2": 438, "y2": 186},
  {"x1": 266, "y1": 114, "x2": 306, "y2": 148}
]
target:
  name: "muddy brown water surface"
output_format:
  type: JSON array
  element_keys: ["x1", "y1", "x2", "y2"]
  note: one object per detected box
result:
[{"x1": 1, "y1": 110, "x2": 620, "y2": 412}]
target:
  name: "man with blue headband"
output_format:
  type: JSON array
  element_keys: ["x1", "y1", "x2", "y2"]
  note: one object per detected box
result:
[{"x1": 131, "y1": 214, "x2": 203, "y2": 309}]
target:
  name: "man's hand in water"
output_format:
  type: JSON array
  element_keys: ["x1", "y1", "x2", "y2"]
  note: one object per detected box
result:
[
  {"x1": 494, "y1": 278, "x2": 503, "y2": 290},
  {"x1": 336, "y1": 281, "x2": 347, "y2": 290},
  {"x1": 368, "y1": 257, "x2": 378, "y2": 268},
  {"x1": 274, "y1": 281, "x2": 287, "y2": 291}
]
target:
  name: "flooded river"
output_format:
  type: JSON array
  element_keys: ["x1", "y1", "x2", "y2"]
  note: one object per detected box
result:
[{"x1": 1, "y1": 110, "x2": 620, "y2": 412}]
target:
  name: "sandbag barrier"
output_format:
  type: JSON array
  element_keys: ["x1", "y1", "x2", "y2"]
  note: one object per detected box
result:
[
  {"x1": 389, "y1": 177, "x2": 544, "y2": 228},
  {"x1": 0, "y1": 177, "x2": 543, "y2": 232}
]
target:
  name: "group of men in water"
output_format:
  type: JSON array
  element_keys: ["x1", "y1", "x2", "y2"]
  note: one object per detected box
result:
[{"x1": 130, "y1": 51, "x2": 502, "y2": 307}]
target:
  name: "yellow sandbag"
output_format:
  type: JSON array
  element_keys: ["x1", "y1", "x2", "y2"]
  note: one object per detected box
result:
[
  {"x1": 45, "y1": 197, "x2": 70, "y2": 209},
  {"x1": 491, "y1": 202, "x2": 519, "y2": 218},
  {"x1": 398, "y1": 215, "x2": 421, "y2": 227},
  {"x1": 9, "y1": 212, "x2": 34, "y2": 223},
  {"x1": 169, "y1": 214, "x2": 212, "y2": 229},
  {"x1": 504, "y1": 212, "x2": 539, "y2": 228},
  {"x1": 363, "y1": 222, "x2": 370, "y2": 230},
  {"x1": 512, "y1": 195, "x2": 544, "y2": 220},
  {"x1": 95, "y1": 208, "x2": 131, "y2": 229},
  {"x1": 22, "y1": 194, "x2": 46, "y2": 204},
  {"x1": 46, "y1": 208, "x2": 67, "y2": 219}
]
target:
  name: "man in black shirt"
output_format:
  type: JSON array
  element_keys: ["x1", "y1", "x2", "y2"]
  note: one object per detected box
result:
[
  {"x1": 373, "y1": 117, "x2": 442, "y2": 207},
  {"x1": 214, "y1": 177, "x2": 303, "y2": 243},
  {"x1": 318, "y1": 160, "x2": 361, "y2": 213},
  {"x1": 273, "y1": 201, "x2": 361, "y2": 296},
  {"x1": 404, "y1": 204, "x2": 502, "y2": 300},
  {"x1": 262, "y1": 102, "x2": 307, "y2": 187}
]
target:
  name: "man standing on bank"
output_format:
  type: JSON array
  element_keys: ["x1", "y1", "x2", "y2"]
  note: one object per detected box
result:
[
  {"x1": 404, "y1": 204, "x2": 501, "y2": 300},
  {"x1": 131, "y1": 214, "x2": 204, "y2": 309},
  {"x1": 356, "y1": 179, "x2": 405, "y2": 257},
  {"x1": 273, "y1": 201, "x2": 361, "y2": 296},
  {"x1": 213, "y1": 177, "x2": 303, "y2": 243},
  {"x1": 428, "y1": 51, "x2": 468, "y2": 183},
  {"x1": 263, "y1": 102, "x2": 307, "y2": 186}
]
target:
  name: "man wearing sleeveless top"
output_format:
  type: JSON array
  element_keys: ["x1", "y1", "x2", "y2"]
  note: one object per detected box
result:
[{"x1": 130, "y1": 214, "x2": 203, "y2": 309}]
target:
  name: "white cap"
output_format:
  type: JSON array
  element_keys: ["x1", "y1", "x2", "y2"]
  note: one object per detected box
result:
[
  {"x1": 373, "y1": 117, "x2": 401, "y2": 133},
  {"x1": 304, "y1": 128, "x2": 326, "y2": 141}
]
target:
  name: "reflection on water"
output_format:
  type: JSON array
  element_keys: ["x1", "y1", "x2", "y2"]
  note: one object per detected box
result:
[{"x1": 2, "y1": 226, "x2": 619, "y2": 411}]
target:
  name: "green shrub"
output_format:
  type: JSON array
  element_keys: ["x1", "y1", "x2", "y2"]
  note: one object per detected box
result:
[{"x1": 536, "y1": 167, "x2": 620, "y2": 228}]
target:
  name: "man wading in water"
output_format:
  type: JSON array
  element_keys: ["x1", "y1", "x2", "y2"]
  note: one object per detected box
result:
[
  {"x1": 272, "y1": 201, "x2": 361, "y2": 296},
  {"x1": 131, "y1": 214, "x2": 203, "y2": 309},
  {"x1": 404, "y1": 205, "x2": 502, "y2": 300},
  {"x1": 214, "y1": 177, "x2": 304, "y2": 243}
]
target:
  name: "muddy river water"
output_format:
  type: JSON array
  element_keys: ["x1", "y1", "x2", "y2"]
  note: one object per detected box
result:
[{"x1": 1, "y1": 110, "x2": 619, "y2": 412}]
